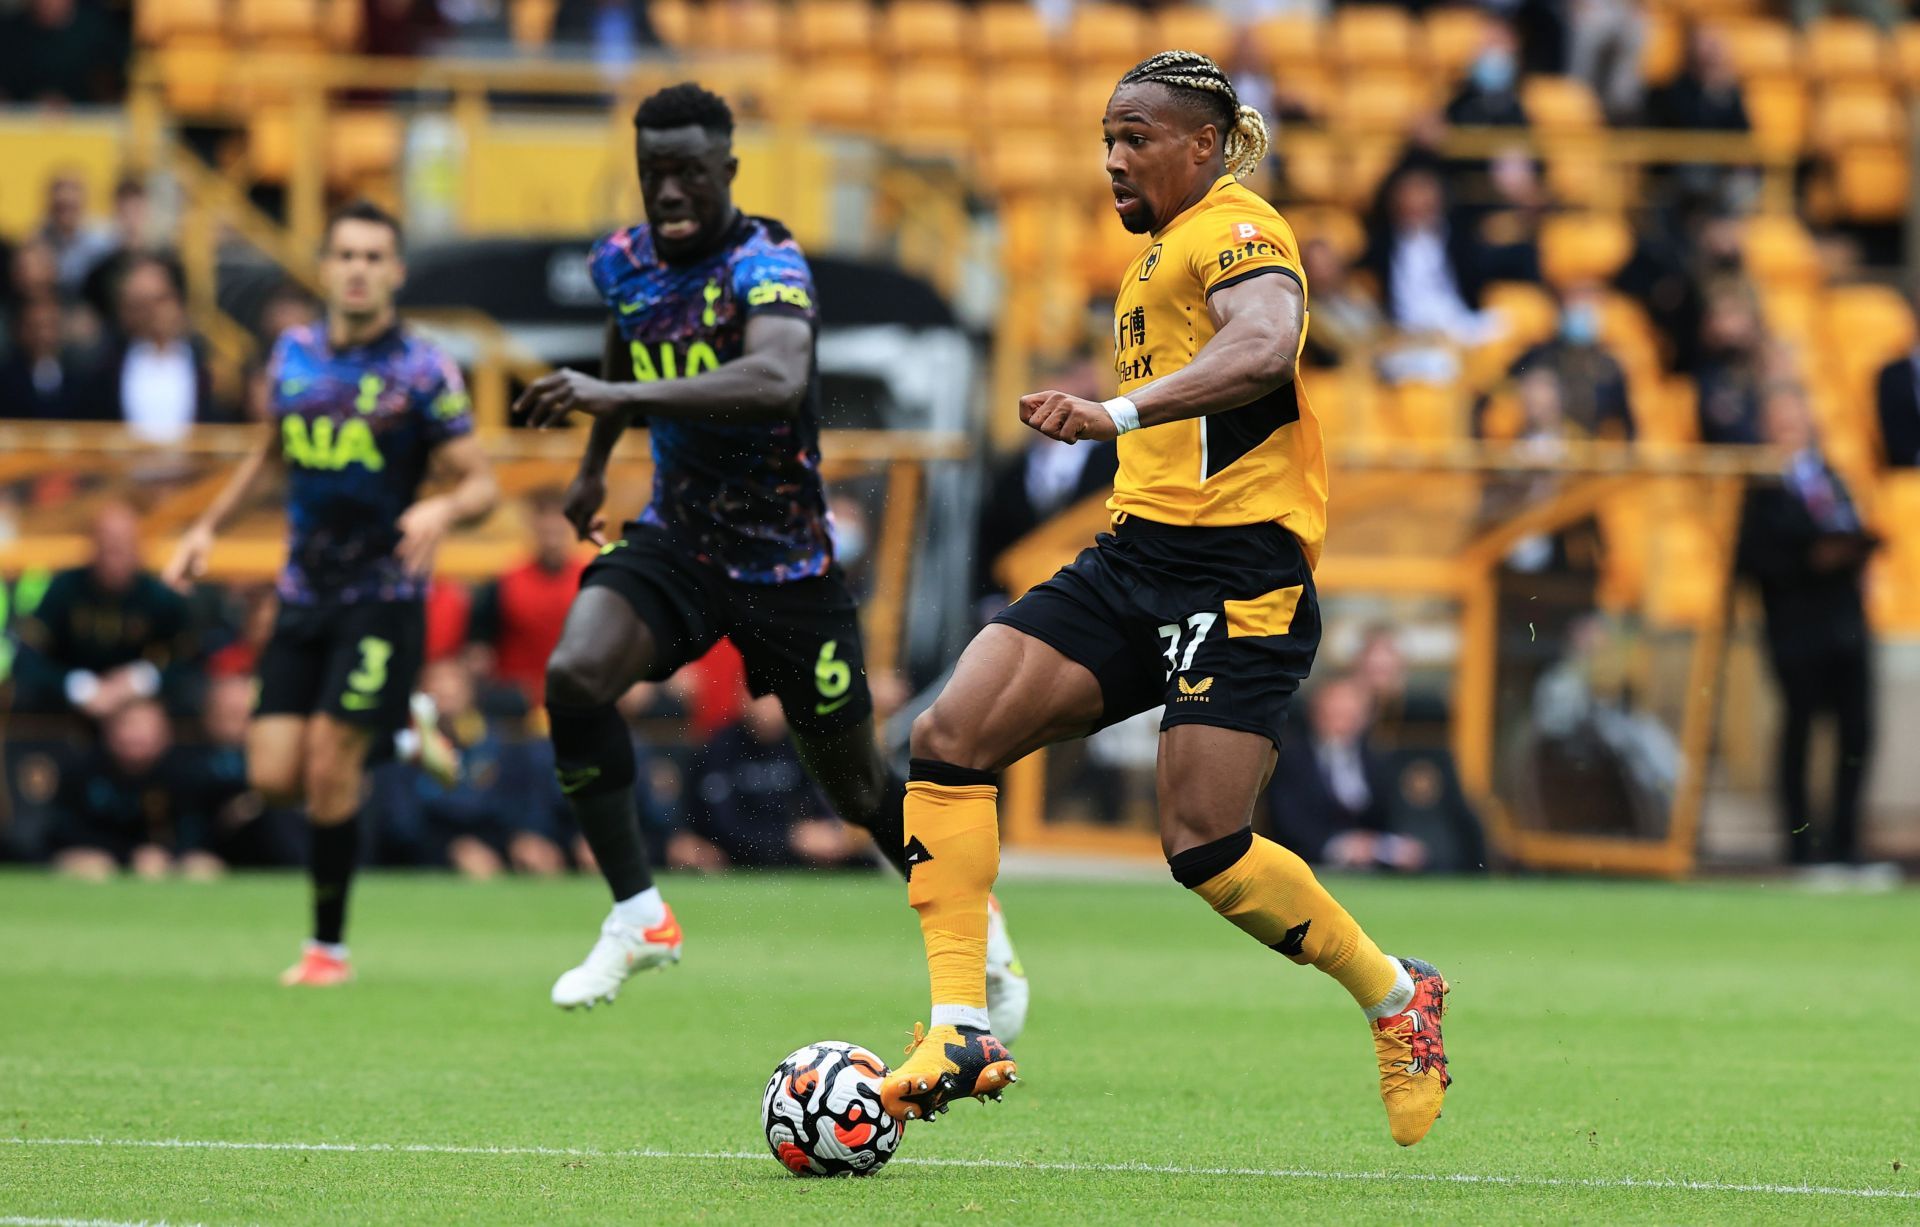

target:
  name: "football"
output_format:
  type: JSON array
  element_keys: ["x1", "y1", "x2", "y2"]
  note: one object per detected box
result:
[{"x1": 762, "y1": 1041, "x2": 905, "y2": 1177}]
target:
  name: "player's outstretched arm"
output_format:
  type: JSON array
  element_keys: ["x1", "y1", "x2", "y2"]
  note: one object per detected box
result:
[
  {"x1": 162, "y1": 421, "x2": 281, "y2": 592},
  {"x1": 517, "y1": 314, "x2": 811, "y2": 428},
  {"x1": 396, "y1": 435, "x2": 499, "y2": 577},
  {"x1": 1020, "y1": 273, "x2": 1305, "y2": 444}
]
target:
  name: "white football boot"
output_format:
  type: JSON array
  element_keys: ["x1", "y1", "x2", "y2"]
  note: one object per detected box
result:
[
  {"x1": 984, "y1": 894, "x2": 1030, "y2": 1044},
  {"x1": 550, "y1": 905, "x2": 683, "y2": 1009}
]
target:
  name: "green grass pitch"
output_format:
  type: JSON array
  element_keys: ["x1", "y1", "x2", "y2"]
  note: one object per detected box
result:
[{"x1": 1, "y1": 869, "x2": 1914, "y2": 1224}]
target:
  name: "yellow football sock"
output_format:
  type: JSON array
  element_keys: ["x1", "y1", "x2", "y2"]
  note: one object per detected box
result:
[
  {"x1": 1188, "y1": 832, "x2": 1398, "y2": 1011},
  {"x1": 904, "y1": 777, "x2": 1000, "y2": 1011}
]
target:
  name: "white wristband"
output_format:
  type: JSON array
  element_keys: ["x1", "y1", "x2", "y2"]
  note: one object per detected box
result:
[
  {"x1": 65, "y1": 670, "x2": 101, "y2": 707},
  {"x1": 1101, "y1": 395, "x2": 1142, "y2": 435}
]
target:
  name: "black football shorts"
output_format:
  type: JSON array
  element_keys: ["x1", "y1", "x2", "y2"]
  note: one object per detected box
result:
[
  {"x1": 255, "y1": 597, "x2": 427, "y2": 733},
  {"x1": 992, "y1": 516, "x2": 1321, "y2": 749},
  {"x1": 580, "y1": 523, "x2": 874, "y2": 736}
]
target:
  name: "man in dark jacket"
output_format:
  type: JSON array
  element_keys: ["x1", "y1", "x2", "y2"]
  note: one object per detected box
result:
[
  {"x1": 1737, "y1": 385, "x2": 1878, "y2": 866},
  {"x1": 1873, "y1": 347, "x2": 1920, "y2": 467}
]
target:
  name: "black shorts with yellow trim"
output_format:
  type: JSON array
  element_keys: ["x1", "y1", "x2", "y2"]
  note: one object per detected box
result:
[
  {"x1": 991, "y1": 515, "x2": 1320, "y2": 749},
  {"x1": 255, "y1": 596, "x2": 426, "y2": 734}
]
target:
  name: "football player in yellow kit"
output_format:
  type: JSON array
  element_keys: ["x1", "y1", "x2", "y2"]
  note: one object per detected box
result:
[{"x1": 877, "y1": 51, "x2": 1452, "y2": 1147}]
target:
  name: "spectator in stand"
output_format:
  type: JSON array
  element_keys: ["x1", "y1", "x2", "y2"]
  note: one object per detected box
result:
[
  {"x1": 1353, "y1": 623, "x2": 1452, "y2": 752},
  {"x1": 0, "y1": 296, "x2": 83, "y2": 419},
  {"x1": 974, "y1": 354, "x2": 1118, "y2": 617},
  {"x1": 1648, "y1": 26, "x2": 1749, "y2": 133},
  {"x1": 1445, "y1": 19, "x2": 1530, "y2": 129},
  {"x1": 78, "y1": 176, "x2": 163, "y2": 322},
  {"x1": 467, "y1": 489, "x2": 590, "y2": 708},
  {"x1": 1694, "y1": 280, "x2": 1767, "y2": 444},
  {"x1": 9, "y1": 500, "x2": 198, "y2": 720},
  {"x1": 88, "y1": 255, "x2": 218, "y2": 440},
  {"x1": 1873, "y1": 318, "x2": 1920, "y2": 468},
  {"x1": 34, "y1": 174, "x2": 117, "y2": 301},
  {"x1": 255, "y1": 281, "x2": 321, "y2": 345},
  {"x1": 1265, "y1": 674, "x2": 1428, "y2": 873},
  {"x1": 1737, "y1": 385, "x2": 1881, "y2": 872},
  {"x1": 0, "y1": 0, "x2": 127, "y2": 106},
  {"x1": 1364, "y1": 166, "x2": 1505, "y2": 362},
  {"x1": 9, "y1": 236, "x2": 61, "y2": 308},
  {"x1": 1569, "y1": 0, "x2": 1646, "y2": 123},
  {"x1": 1298, "y1": 238, "x2": 1384, "y2": 370},
  {"x1": 49, "y1": 699, "x2": 224, "y2": 881},
  {"x1": 679, "y1": 694, "x2": 875, "y2": 870},
  {"x1": 1501, "y1": 281, "x2": 1636, "y2": 441},
  {"x1": 176, "y1": 673, "x2": 304, "y2": 868}
]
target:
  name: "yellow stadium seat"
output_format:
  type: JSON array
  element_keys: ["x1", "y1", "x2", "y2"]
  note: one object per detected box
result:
[
  {"x1": 1383, "y1": 382, "x2": 1460, "y2": 443},
  {"x1": 1066, "y1": 4, "x2": 1151, "y2": 75},
  {"x1": 1742, "y1": 213, "x2": 1823, "y2": 288},
  {"x1": 1335, "y1": 69, "x2": 1432, "y2": 134},
  {"x1": 508, "y1": 0, "x2": 557, "y2": 50},
  {"x1": 136, "y1": 0, "x2": 224, "y2": 45},
  {"x1": 1283, "y1": 204, "x2": 1365, "y2": 263},
  {"x1": 1539, "y1": 214, "x2": 1634, "y2": 288},
  {"x1": 699, "y1": 0, "x2": 782, "y2": 55},
  {"x1": 1811, "y1": 82, "x2": 1904, "y2": 150},
  {"x1": 983, "y1": 138, "x2": 1076, "y2": 199},
  {"x1": 327, "y1": 109, "x2": 403, "y2": 185},
  {"x1": 1522, "y1": 76, "x2": 1603, "y2": 131},
  {"x1": 1278, "y1": 130, "x2": 1340, "y2": 202},
  {"x1": 1646, "y1": 512, "x2": 1720, "y2": 630},
  {"x1": 1804, "y1": 17, "x2": 1886, "y2": 82},
  {"x1": 322, "y1": 0, "x2": 360, "y2": 50},
  {"x1": 1482, "y1": 281, "x2": 1560, "y2": 350},
  {"x1": 1332, "y1": 5, "x2": 1421, "y2": 69},
  {"x1": 801, "y1": 61, "x2": 882, "y2": 132},
  {"x1": 1716, "y1": 17, "x2": 1798, "y2": 79},
  {"x1": 1867, "y1": 475, "x2": 1920, "y2": 633},
  {"x1": 1759, "y1": 285, "x2": 1818, "y2": 345},
  {"x1": 1598, "y1": 292, "x2": 1662, "y2": 378},
  {"x1": 973, "y1": 3, "x2": 1052, "y2": 67},
  {"x1": 647, "y1": 0, "x2": 693, "y2": 49},
  {"x1": 1083, "y1": 215, "x2": 1150, "y2": 290},
  {"x1": 1895, "y1": 25, "x2": 1920, "y2": 92},
  {"x1": 884, "y1": 65, "x2": 974, "y2": 154},
  {"x1": 1152, "y1": 5, "x2": 1234, "y2": 64},
  {"x1": 1742, "y1": 75, "x2": 1808, "y2": 157},
  {"x1": 236, "y1": 0, "x2": 319, "y2": 46},
  {"x1": 883, "y1": 0, "x2": 966, "y2": 60},
  {"x1": 246, "y1": 108, "x2": 294, "y2": 183},
  {"x1": 1641, "y1": 10, "x2": 1685, "y2": 87},
  {"x1": 1833, "y1": 143, "x2": 1908, "y2": 222},
  {"x1": 1345, "y1": 143, "x2": 1403, "y2": 209},
  {"x1": 1822, "y1": 283, "x2": 1915, "y2": 371},
  {"x1": 1069, "y1": 71, "x2": 1125, "y2": 133},
  {"x1": 1545, "y1": 152, "x2": 1614, "y2": 208},
  {"x1": 1635, "y1": 376, "x2": 1699, "y2": 446},
  {"x1": 793, "y1": 0, "x2": 875, "y2": 61},
  {"x1": 156, "y1": 42, "x2": 232, "y2": 115},
  {"x1": 982, "y1": 66, "x2": 1065, "y2": 133},
  {"x1": 1273, "y1": 63, "x2": 1334, "y2": 119},
  {"x1": 1248, "y1": 16, "x2": 1321, "y2": 76},
  {"x1": 1424, "y1": 7, "x2": 1487, "y2": 81}
]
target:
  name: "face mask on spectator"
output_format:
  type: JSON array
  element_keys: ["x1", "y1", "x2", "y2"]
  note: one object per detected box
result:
[
  {"x1": 1473, "y1": 50, "x2": 1515, "y2": 94},
  {"x1": 1560, "y1": 304, "x2": 1599, "y2": 346}
]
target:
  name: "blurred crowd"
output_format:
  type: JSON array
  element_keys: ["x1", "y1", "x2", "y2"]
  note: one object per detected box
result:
[{"x1": 0, "y1": 492, "x2": 904, "y2": 880}]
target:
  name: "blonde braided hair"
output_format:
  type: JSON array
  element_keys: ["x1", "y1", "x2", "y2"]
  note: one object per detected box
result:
[{"x1": 1117, "y1": 50, "x2": 1270, "y2": 179}]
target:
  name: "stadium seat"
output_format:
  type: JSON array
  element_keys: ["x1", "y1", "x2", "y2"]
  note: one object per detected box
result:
[
  {"x1": 698, "y1": 0, "x2": 782, "y2": 55},
  {"x1": 1821, "y1": 283, "x2": 1915, "y2": 379},
  {"x1": 1152, "y1": 6, "x2": 1234, "y2": 65},
  {"x1": 1545, "y1": 152, "x2": 1614, "y2": 208},
  {"x1": 1521, "y1": 76, "x2": 1603, "y2": 132},
  {"x1": 1636, "y1": 376, "x2": 1700, "y2": 446},
  {"x1": 1811, "y1": 82, "x2": 1904, "y2": 151},
  {"x1": 1640, "y1": 10, "x2": 1685, "y2": 87},
  {"x1": 1720, "y1": 17, "x2": 1798, "y2": 80},
  {"x1": 1599, "y1": 292, "x2": 1662, "y2": 381},
  {"x1": 1895, "y1": 25, "x2": 1920, "y2": 92},
  {"x1": 1248, "y1": 15, "x2": 1321, "y2": 77},
  {"x1": 793, "y1": 0, "x2": 876, "y2": 62},
  {"x1": 1758, "y1": 285, "x2": 1818, "y2": 346},
  {"x1": 1273, "y1": 62, "x2": 1334, "y2": 119},
  {"x1": 883, "y1": 64, "x2": 974, "y2": 154},
  {"x1": 235, "y1": 0, "x2": 320, "y2": 46},
  {"x1": 1335, "y1": 69, "x2": 1432, "y2": 134},
  {"x1": 1539, "y1": 214, "x2": 1634, "y2": 287},
  {"x1": 508, "y1": 0, "x2": 557, "y2": 50},
  {"x1": 155, "y1": 42, "x2": 232, "y2": 115},
  {"x1": 1482, "y1": 281, "x2": 1560, "y2": 350},
  {"x1": 1423, "y1": 7, "x2": 1487, "y2": 81},
  {"x1": 1332, "y1": 6, "x2": 1422, "y2": 70},
  {"x1": 135, "y1": 0, "x2": 224, "y2": 45},
  {"x1": 972, "y1": 3, "x2": 1053, "y2": 69},
  {"x1": 246, "y1": 108, "x2": 295, "y2": 183},
  {"x1": 983, "y1": 138, "x2": 1076, "y2": 199},
  {"x1": 800, "y1": 61, "x2": 882, "y2": 132},
  {"x1": 647, "y1": 0, "x2": 693, "y2": 49},
  {"x1": 1278, "y1": 130, "x2": 1341, "y2": 202},
  {"x1": 1741, "y1": 75, "x2": 1808, "y2": 157},
  {"x1": 1741, "y1": 214, "x2": 1823, "y2": 288},
  {"x1": 982, "y1": 65, "x2": 1065, "y2": 133},
  {"x1": 1069, "y1": 71, "x2": 1124, "y2": 134},
  {"x1": 1869, "y1": 474, "x2": 1920, "y2": 632},
  {"x1": 1282, "y1": 204, "x2": 1365, "y2": 263},
  {"x1": 883, "y1": 0, "x2": 967, "y2": 62},
  {"x1": 1382, "y1": 381, "x2": 1460, "y2": 443},
  {"x1": 322, "y1": 0, "x2": 360, "y2": 50},
  {"x1": 327, "y1": 109, "x2": 403, "y2": 186},
  {"x1": 1804, "y1": 17, "x2": 1886, "y2": 82},
  {"x1": 1832, "y1": 143, "x2": 1908, "y2": 222},
  {"x1": 1065, "y1": 4, "x2": 1151, "y2": 76}
]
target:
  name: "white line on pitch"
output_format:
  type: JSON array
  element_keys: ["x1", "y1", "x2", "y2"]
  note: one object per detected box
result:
[
  {"x1": 0, "y1": 1217, "x2": 206, "y2": 1227},
  {"x1": 4, "y1": 1136, "x2": 1915, "y2": 1202}
]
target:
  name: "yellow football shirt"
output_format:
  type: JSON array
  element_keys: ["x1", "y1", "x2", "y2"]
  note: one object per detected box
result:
[{"x1": 1107, "y1": 174, "x2": 1328, "y2": 568}]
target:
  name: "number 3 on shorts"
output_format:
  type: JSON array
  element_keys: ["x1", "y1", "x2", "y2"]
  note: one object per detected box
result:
[
  {"x1": 813, "y1": 639, "x2": 853, "y2": 716},
  {"x1": 341, "y1": 636, "x2": 393, "y2": 712}
]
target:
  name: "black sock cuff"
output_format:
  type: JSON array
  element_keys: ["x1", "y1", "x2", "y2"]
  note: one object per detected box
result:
[
  {"x1": 909, "y1": 758, "x2": 998, "y2": 789},
  {"x1": 1168, "y1": 826, "x2": 1254, "y2": 888}
]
